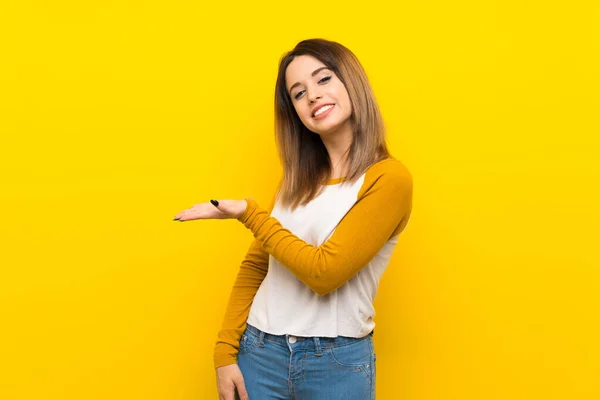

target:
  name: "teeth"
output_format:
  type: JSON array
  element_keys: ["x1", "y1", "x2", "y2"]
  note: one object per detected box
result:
[{"x1": 314, "y1": 104, "x2": 334, "y2": 117}]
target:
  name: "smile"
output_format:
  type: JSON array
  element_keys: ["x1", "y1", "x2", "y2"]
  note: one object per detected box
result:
[{"x1": 312, "y1": 104, "x2": 335, "y2": 119}]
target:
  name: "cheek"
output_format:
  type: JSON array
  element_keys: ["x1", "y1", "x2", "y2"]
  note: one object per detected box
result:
[
  {"x1": 293, "y1": 104, "x2": 310, "y2": 122},
  {"x1": 333, "y1": 85, "x2": 350, "y2": 107},
  {"x1": 343, "y1": 95, "x2": 353, "y2": 116},
  {"x1": 341, "y1": 89, "x2": 351, "y2": 107}
]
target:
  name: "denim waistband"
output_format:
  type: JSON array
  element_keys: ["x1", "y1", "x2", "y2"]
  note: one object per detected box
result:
[{"x1": 245, "y1": 323, "x2": 374, "y2": 350}]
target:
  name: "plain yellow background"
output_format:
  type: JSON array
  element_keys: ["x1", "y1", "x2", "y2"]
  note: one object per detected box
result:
[{"x1": 1, "y1": 1, "x2": 599, "y2": 399}]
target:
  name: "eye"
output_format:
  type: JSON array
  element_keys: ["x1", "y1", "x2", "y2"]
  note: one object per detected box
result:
[{"x1": 293, "y1": 75, "x2": 332, "y2": 100}]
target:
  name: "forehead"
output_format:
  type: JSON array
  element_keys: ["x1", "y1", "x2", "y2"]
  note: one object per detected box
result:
[{"x1": 285, "y1": 55, "x2": 328, "y2": 84}]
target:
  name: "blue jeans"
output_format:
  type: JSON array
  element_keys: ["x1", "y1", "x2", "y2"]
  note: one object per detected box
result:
[{"x1": 235, "y1": 323, "x2": 376, "y2": 400}]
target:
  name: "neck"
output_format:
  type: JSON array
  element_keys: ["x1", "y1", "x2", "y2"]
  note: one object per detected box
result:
[{"x1": 320, "y1": 120, "x2": 353, "y2": 178}]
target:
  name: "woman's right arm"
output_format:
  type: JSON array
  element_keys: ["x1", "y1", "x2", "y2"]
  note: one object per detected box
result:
[
  {"x1": 213, "y1": 237, "x2": 270, "y2": 368},
  {"x1": 213, "y1": 187, "x2": 279, "y2": 369},
  {"x1": 214, "y1": 238, "x2": 268, "y2": 399}
]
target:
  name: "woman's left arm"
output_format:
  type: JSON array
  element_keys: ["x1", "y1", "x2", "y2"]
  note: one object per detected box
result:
[{"x1": 237, "y1": 169, "x2": 413, "y2": 295}]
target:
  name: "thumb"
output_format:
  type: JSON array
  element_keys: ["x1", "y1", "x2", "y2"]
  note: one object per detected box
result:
[
  {"x1": 233, "y1": 374, "x2": 249, "y2": 400},
  {"x1": 210, "y1": 199, "x2": 231, "y2": 216},
  {"x1": 210, "y1": 199, "x2": 246, "y2": 219}
]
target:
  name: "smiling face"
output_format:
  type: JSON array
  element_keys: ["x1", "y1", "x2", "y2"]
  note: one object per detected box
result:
[{"x1": 285, "y1": 54, "x2": 353, "y2": 137}]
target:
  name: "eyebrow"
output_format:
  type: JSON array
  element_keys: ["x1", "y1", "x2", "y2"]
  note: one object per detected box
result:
[{"x1": 288, "y1": 66, "x2": 331, "y2": 95}]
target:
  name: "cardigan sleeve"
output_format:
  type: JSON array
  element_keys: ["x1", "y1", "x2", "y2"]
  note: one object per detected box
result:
[
  {"x1": 237, "y1": 166, "x2": 413, "y2": 296},
  {"x1": 213, "y1": 191, "x2": 278, "y2": 369}
]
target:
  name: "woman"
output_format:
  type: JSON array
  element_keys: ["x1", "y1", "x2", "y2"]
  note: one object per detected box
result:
[{"x1": 174, "y1": 38, "x2": 413, "y2": 400}]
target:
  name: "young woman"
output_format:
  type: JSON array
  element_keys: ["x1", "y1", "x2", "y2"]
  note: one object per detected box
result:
[{"x1": 174, "y1": 38, "x2": 413, "y2": 400}]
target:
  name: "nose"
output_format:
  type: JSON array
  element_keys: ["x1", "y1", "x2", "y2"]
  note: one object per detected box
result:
[{"x1": 308, "y1": 90, "x2": 322, "y2": 103}]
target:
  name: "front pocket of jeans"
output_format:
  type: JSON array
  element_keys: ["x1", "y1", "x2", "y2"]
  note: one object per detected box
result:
[
  {"x1": 238, "y1": 332, "x2": 258, "y2": 355},
  {"x1": 326, "y1": 337, "x2": 373, "y2": 377}
]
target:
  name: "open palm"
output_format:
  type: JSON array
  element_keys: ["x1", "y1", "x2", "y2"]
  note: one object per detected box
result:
[{"x1": 173, "y1": 199, "x2": 246, "y2": 221}]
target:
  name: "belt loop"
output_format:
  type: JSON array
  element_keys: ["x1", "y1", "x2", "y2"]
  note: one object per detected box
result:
[
  {"x1": 258, "y1": 330, "x2": 265, "y2": 348},
  {"x1": 313, "y1": 337, "x2": 323, "y2": 356}
]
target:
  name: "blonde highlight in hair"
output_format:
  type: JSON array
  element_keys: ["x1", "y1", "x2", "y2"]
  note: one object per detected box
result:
[{"x1": 273, "y1": 38, "x2": 391, "y2": 211}]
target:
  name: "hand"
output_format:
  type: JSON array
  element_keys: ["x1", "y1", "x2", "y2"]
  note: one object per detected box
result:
[
  {"x1": 216, "y1": 363, "x2": 249, "y2": 400},
  {"x1": 173, "y1": 199, "x2": 247, "y2": 221}
]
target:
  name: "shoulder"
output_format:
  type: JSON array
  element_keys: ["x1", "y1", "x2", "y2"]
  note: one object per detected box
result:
[
  {"x1": 354, "y1": 157, "x2": 413, "y2": 200},
  {"x1": 364, "y1": 157, "x2": 413, "y2": 189}
]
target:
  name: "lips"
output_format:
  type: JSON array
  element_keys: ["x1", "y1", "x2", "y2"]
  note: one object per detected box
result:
[{"x1": 311, "y1": 103, "x2": 335, "y2": 117}]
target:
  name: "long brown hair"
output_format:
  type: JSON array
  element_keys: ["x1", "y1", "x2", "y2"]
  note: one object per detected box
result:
[{"x1": 274, "y1": 38, "x2": 391, "y2": 210}]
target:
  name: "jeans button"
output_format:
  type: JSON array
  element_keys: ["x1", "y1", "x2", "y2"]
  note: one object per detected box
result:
[{"x1": 289, "y1": 336, "x2": 297, "y2": 344}]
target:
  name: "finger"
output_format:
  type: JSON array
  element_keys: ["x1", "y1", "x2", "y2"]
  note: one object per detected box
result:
[
  {"x1": 215, "y1": 376, "x2": 225, "y2": 400},
  {"x1": 222, "y1": 387, "x2": 234, "y2": 400},
  {"x1": 234, "y1": 375, "x2": 249, "y2": 400},
  {"x1": 173, "y1": 210, "x2": 189, "y2": 220},
  {"x1": 217, "y1": 382, "x2": 234, "y2": 400}
]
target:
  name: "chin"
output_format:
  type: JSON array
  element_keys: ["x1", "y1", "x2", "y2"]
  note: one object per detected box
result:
[
  {"x1": 312, "y1": 128, "x2": 336, "y2": 137},
  {"x1": 317, "y1": 120, "x2": 347, "y2": 134}
]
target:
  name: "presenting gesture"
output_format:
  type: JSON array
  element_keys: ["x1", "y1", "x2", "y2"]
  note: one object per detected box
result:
[{"x1": 173, "y1": 199, "x2": 248, "y2": 221}]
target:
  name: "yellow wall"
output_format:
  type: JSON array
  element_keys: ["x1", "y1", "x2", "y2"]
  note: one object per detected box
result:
[{"x1": 1, "y1": 1, "x2": 598, "y2": 399}]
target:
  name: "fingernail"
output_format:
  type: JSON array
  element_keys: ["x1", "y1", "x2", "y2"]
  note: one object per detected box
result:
[{"x1": 210, "y1": 199, "x2": 219, "y2": 207}]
